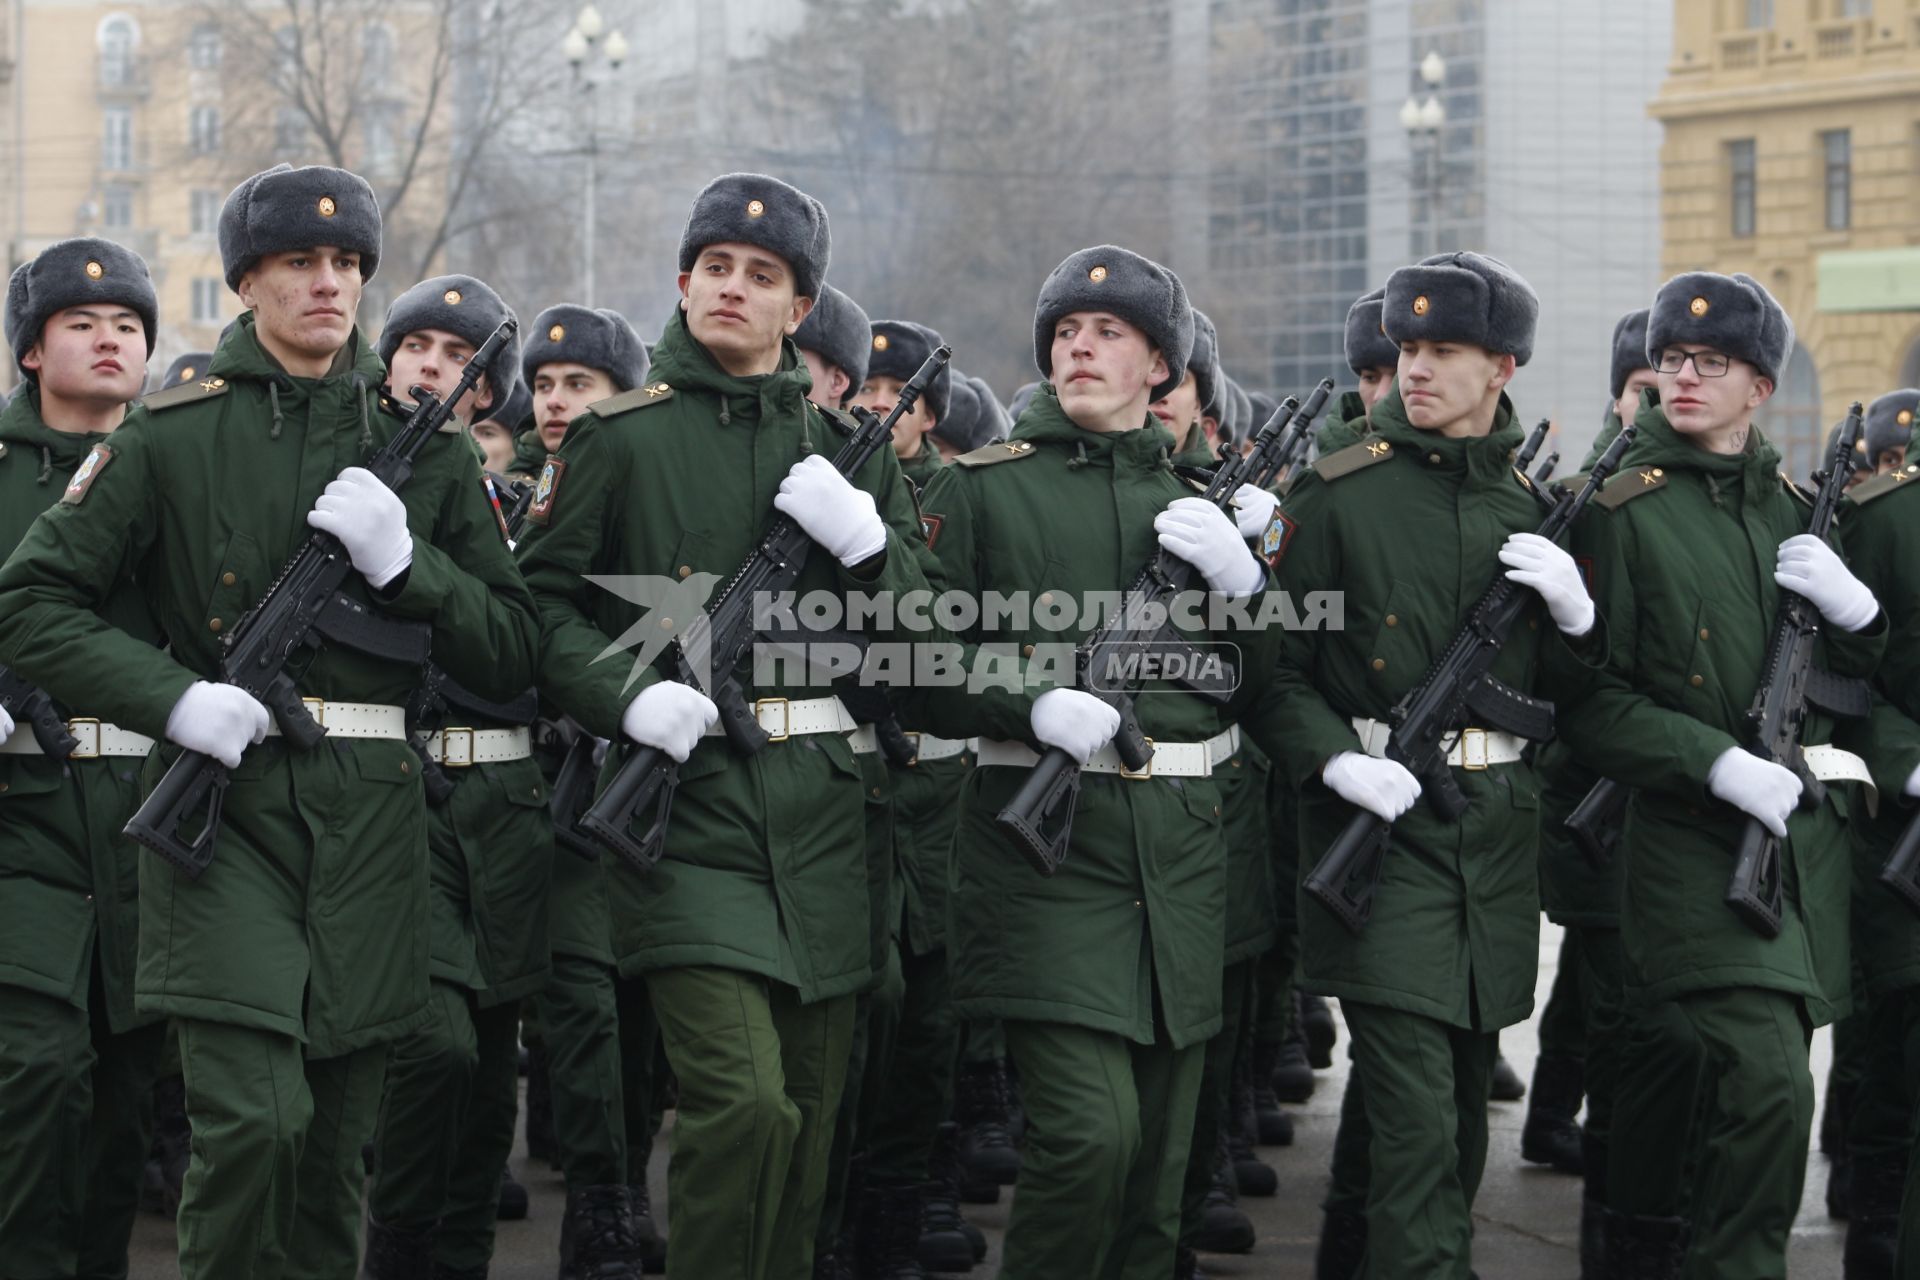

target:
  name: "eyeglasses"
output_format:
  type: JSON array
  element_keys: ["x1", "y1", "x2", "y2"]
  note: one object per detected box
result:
[{"x1": 1655, "y1": 348, "x2": 1732, "y2": 378}]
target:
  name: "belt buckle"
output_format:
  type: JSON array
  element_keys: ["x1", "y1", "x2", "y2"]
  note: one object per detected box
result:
[
  {"x1": 441, "y1": 727, "x2": 476, "y2": 767},
  {"x1": 902, "y1": 730, "x2": 921, "y2": 765},
  {"x1": 302, "y1": 696, "x2": 327, "y2": 729},
  {"x1": 755, "y1": 697, "x2": 791, "y2": 742},
  {"x1": 1459, "y1": 727, "x2": 1489, "y2": 771},
  {"x1": 1119, "y1": 737, "x2": 1156, "y2": 781},
  {"x1": 66, "y1": 718, "x2": 101, "y2": 760}
]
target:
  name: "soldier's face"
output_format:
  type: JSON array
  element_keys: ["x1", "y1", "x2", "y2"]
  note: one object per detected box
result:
[
  {"x1": 1150, "y1": 370, "x2": 1203, "y2": 444},
  {"x1": 854, "y1": 373, "x2": 936, "y2": 460},
  {"x1": 387, "y1": 328, "x2": 490, "y2": 421},
  {"x1": 1877, "y1": 444, "x2": 1907, "y2": 475},
  {"x1": 798, "y1": 348, "x2": 851, "y2": 408},
  {"x1": 679, "y1": 244, "x2": 811, "y2": 374},
  {"x1": 1357, "y1": 366, "x2": 1395, "y2": 410},
  {"x1": 469, "y1": 420, "x2": 515, "y2": 473},
  {"x1": 22, "y1": 306, "x2": 148, "y2": 408},
  {"x1": 532, "y1": 362, "x2": 616, "y2": 452},
  {"x1": 1396, "y1": 340, "x2": 1513, "y2": 433},
  {"x1": 1614, "y1": 369, "x2": 1659, "y2": 425},
  {"x1": 238, "y1": 247, "x2": 362, "y2": 362},
  {"x1": 1050, "y1": 311, "x2": 1169, "y2": 431},
  {"x1": 1658, "y1": 345, "x2": 1771, "y2": 438}
]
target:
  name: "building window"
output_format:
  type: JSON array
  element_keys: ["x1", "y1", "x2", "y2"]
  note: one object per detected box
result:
[
  {"x1": 191, "y1": 278, "x2": 222, "y2": 325},
  {"x1": 97, "y1": 14, "x2": 138, "y2": 86},
  {"x1": 190, "y1": 188, "x2": 220, "y2": 235},
  {"x1": 189, "y1": 24, "x2": 221, "y2": 70},
  {"x1": 274, "y1": 106, "x2": 306, "y2": 156},
  {"x1": 102, "y1": 186, "x2": 133, "y2": 228},
  {"x1": 1729, "y1": 138, "x2": 1757, "y2": 237},
  {"x1": 363, "y1": 105, "x2": 397, "y2": 172},
  {"x1": 1746, "y1": 0, "x2": 1773, "y2": 27},
  {"x1": 190, "y1": 105, "x2": 221, "y2": 156},
  {"x1": 1823, "y1": 129, "x2": 1851, "y2": 230},
  {"x1": 360, "y1": 25, "x2": 394, "y2": 89},
  {"x1": 1836, "y1": 0, "x2": 1870, "y2": 16},
  {"x1": 102, "y1": 107, "x2": 133, "y2": 171}
]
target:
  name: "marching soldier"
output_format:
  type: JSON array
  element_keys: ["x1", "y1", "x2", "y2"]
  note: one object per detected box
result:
[
  {"x1": 1253, "y1": 251, "x2": 1595, "y2": 1278},
  {"x1": 791, "y1": 283, "x2": 870, "y2": 412},
  {"x1": 1830, "y1": 387, "x2": 1920, "y2": 1275},
  {"x1": 1560, "y1": 271, "x2": 1884, "y2": 1277},
  {"x1": 1862, "y1": 390, "x2": 1914, "y2": 476},
  {"x1": 906, "y1": 245, "x2": 1275, "y2": 1278},
  {"x1": 515, "y1": 173, "x2": 941, "y2": 1280},
  {"x1": 472, "y1": 379, "x2": 532, "y2": 475},
  {"x1": 516, "y1": 302, "x2": 668, "y2": 1276},
  {"x1": 0, "y1": 236, "x2": 165, "y2": 1280},
  {"x1": 0, "y1": 163, "x2": 539, "y2": 1279},
  {"x1": 153, "y1": 349, "x2": 214, "y2": 394},
  {"x1": 359, "y1": 273, "x2": 551, "y2": 1280}
]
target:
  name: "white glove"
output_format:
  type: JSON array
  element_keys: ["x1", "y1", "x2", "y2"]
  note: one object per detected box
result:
[
  {"x1": 773, "y1": 455, "x2": 888, "y2": 568},
  {"x1": 1232, "y1": 484, "x2": 1281, "y2": 541},
  {"x1": 1904, "y1": 762, "x2": 1920, "y2": 799},
  {"x1": 620, "y1": 681, "x2": 719, "y2": 764},
  {"x1": 1775, "y1": 534, "x2": 1879, "y2": 633},
  {"x1": 1323, "y1": 751, "x2": 1423, "y2": 822},
  {"x1": 1030, "y1": 688, "x2": 1121, "y2": 765},
  {"x1": 164, "y1": 681, "x2": 270, "y2": 769},
  {"x1": 0, "y1": 704, "x2": 13, "y2": 748},
  {"x1": 305, "y1": 467, "x2": 414, "y2": 589},
  {"x1": 1707, "y1": 746, "x2": 1803, "y2": 838},
  {"x1": 1498, "y1": 532, "x2": 1594, "y2": 638},
  {"x1": 1155, "y1": 497, "x2": 1267, "y2": 598}
]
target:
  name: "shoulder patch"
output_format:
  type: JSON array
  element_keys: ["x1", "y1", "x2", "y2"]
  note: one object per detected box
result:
[
  {"x1": 955, "y1": 439, "x2": 1038, "y2": 468},
  {"x1": 1592, "y1": 465, "x2": 1669, "y2": 510},
  {"x1": 920, "y1": 512, "x2": 944, "y2": 549},
  {"x1": 588, "y1": 381, "x2": 675, "y2": 418},
  {"x1": 1848, "y1": 463, "x2": 1920, "y2": 507},
  {"x1": 526, "y1": 456, "x2": 566, "y2": 526},
  {"x1": 1314, "y1": 437, "x2": 1395, "y2": 483},
  {"x1": 60, "y1": 442, "x2": 113, "y2": 505},
  {"x1": 141, "y1": 375, "x2": 231, "y2": 412}
]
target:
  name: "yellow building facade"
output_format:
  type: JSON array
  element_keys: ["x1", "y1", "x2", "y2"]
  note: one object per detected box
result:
[
  {"x1": 1653, "y1": 0, "x2": 1920, "y2": 479},
  {"x1": 1, "y1": 0, "x2": 447, "y2": 393}
]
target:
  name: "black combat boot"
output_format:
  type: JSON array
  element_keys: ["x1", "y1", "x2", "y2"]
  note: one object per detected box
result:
[
  {"x1": 629, "y1": 1180, "x2": 667, "y2": 1274},
  {"x1": 1602, "y1": 1211, "x2": 1689, "y2": 1280},
  {"x1": 1489, "y1": 1049, "x2": 1526, "y2": 1102},
  {"x1": 558, "y1": 1185, "x2": 642, "y2": 1280},
  {"x1": 1313, "y1": 1207, "x2": 1367, "y2": 1280},
  {"x1": 497, "y1": 1164, "x2": 529, "y2": 1222},
  {"x1": 1229, "y1": 1058, "x2": 1279, "y2": 1197},
  {"x1": 858, "y1": 1181, "x2": 929, "y2": 1280},
  {"x1": 928, "y1": 1121, "x2": 988, "y2": 1262},
  {"x1": 527, "y1": 1040, "x2": 559, "y2": 1168},
  {"x1": 362, "y1": 1217, "x2": 437, "y2": 1280},
  {"x1": 1271, "y1": 1002, "x2": 1316, "y2": 1104},
  {"x1": 1519, "y1": 1053, "x2": 1585, "y2": 1174},
  {"x1": 1250, "y1": 1040, "x2": 1294, "y2": 1146},
  {"x1": 954, "y1": 1059, "x2": 1021, "y2": 1197},
  {"x1": 1175, "y1": 1243, "x2": 1214, "y2": 1278},
  {"x1": 1844, "y1": 1150, "x2": 1904, "y2": 1280},
  {"x1": 1300, "y1": 993, "x2": 1338, "y2": 1069},
  {"x1": 1194, "y1": 1141, "x2": 1255, "y2": 1254}
]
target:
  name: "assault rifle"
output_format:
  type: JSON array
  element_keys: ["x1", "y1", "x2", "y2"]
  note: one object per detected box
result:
[
  {"x1": 993, "y1": 379, "x2": 1336, "y2": 876},
  {"x1": 122, "y1": 320, "x2": 518, "y2": 878},
  {"x1": 1725, "y1": 403, "x2": 1872, "y2": 937},
  {"x1": 1302, "y1": 423, "x2": 1638, "y2": 935}
]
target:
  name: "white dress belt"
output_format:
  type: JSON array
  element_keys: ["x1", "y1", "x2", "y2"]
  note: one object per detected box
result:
[
  {"x1": 421, "y1": 726, "x2": 533, "y2": 766},
  {"x1": 1350, "y1": 717, "x2": 1526, "y2": 770},
  {"x1": 1803, "y1": 743, "x2": 1876, "y2": 812},
  {"x1": 696, "y1": 695, "x2": 878, "y2": 754},
  {"x1": 975, "y1": 726, "x2": 1240, "y2": 779},
  {"x1": 263, "y1": 700, "x2": 408, "y2": 740},
  {"x1": 0, "y1": 718, "x2": 156, "y2": 758},
  {"x1": 904, "y1": 733, "x2": 969, "y2": 763}
]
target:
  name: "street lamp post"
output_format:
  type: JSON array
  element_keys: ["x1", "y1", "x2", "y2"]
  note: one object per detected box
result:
[
  {"x1": 1400, "y1": 51, "x2": 1448, "y2": 259},
  {"x1": 564, "y1": 6, "x2": 627, "y2": 309}
]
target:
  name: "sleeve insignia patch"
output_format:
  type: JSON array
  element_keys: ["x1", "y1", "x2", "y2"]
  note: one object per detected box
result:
[
  {"x1": 60, "y1": 443, "x2": 113, "y2": 506},
  {"x1": 527, "y1": 456, "x2": 566, "y2": 527},
  {"x1": 1262, "y1": 510, "x2": 1298, "y2": 567},
  {"x1": 921, "y1": 513, "x2": 944, "y2": 550}
]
